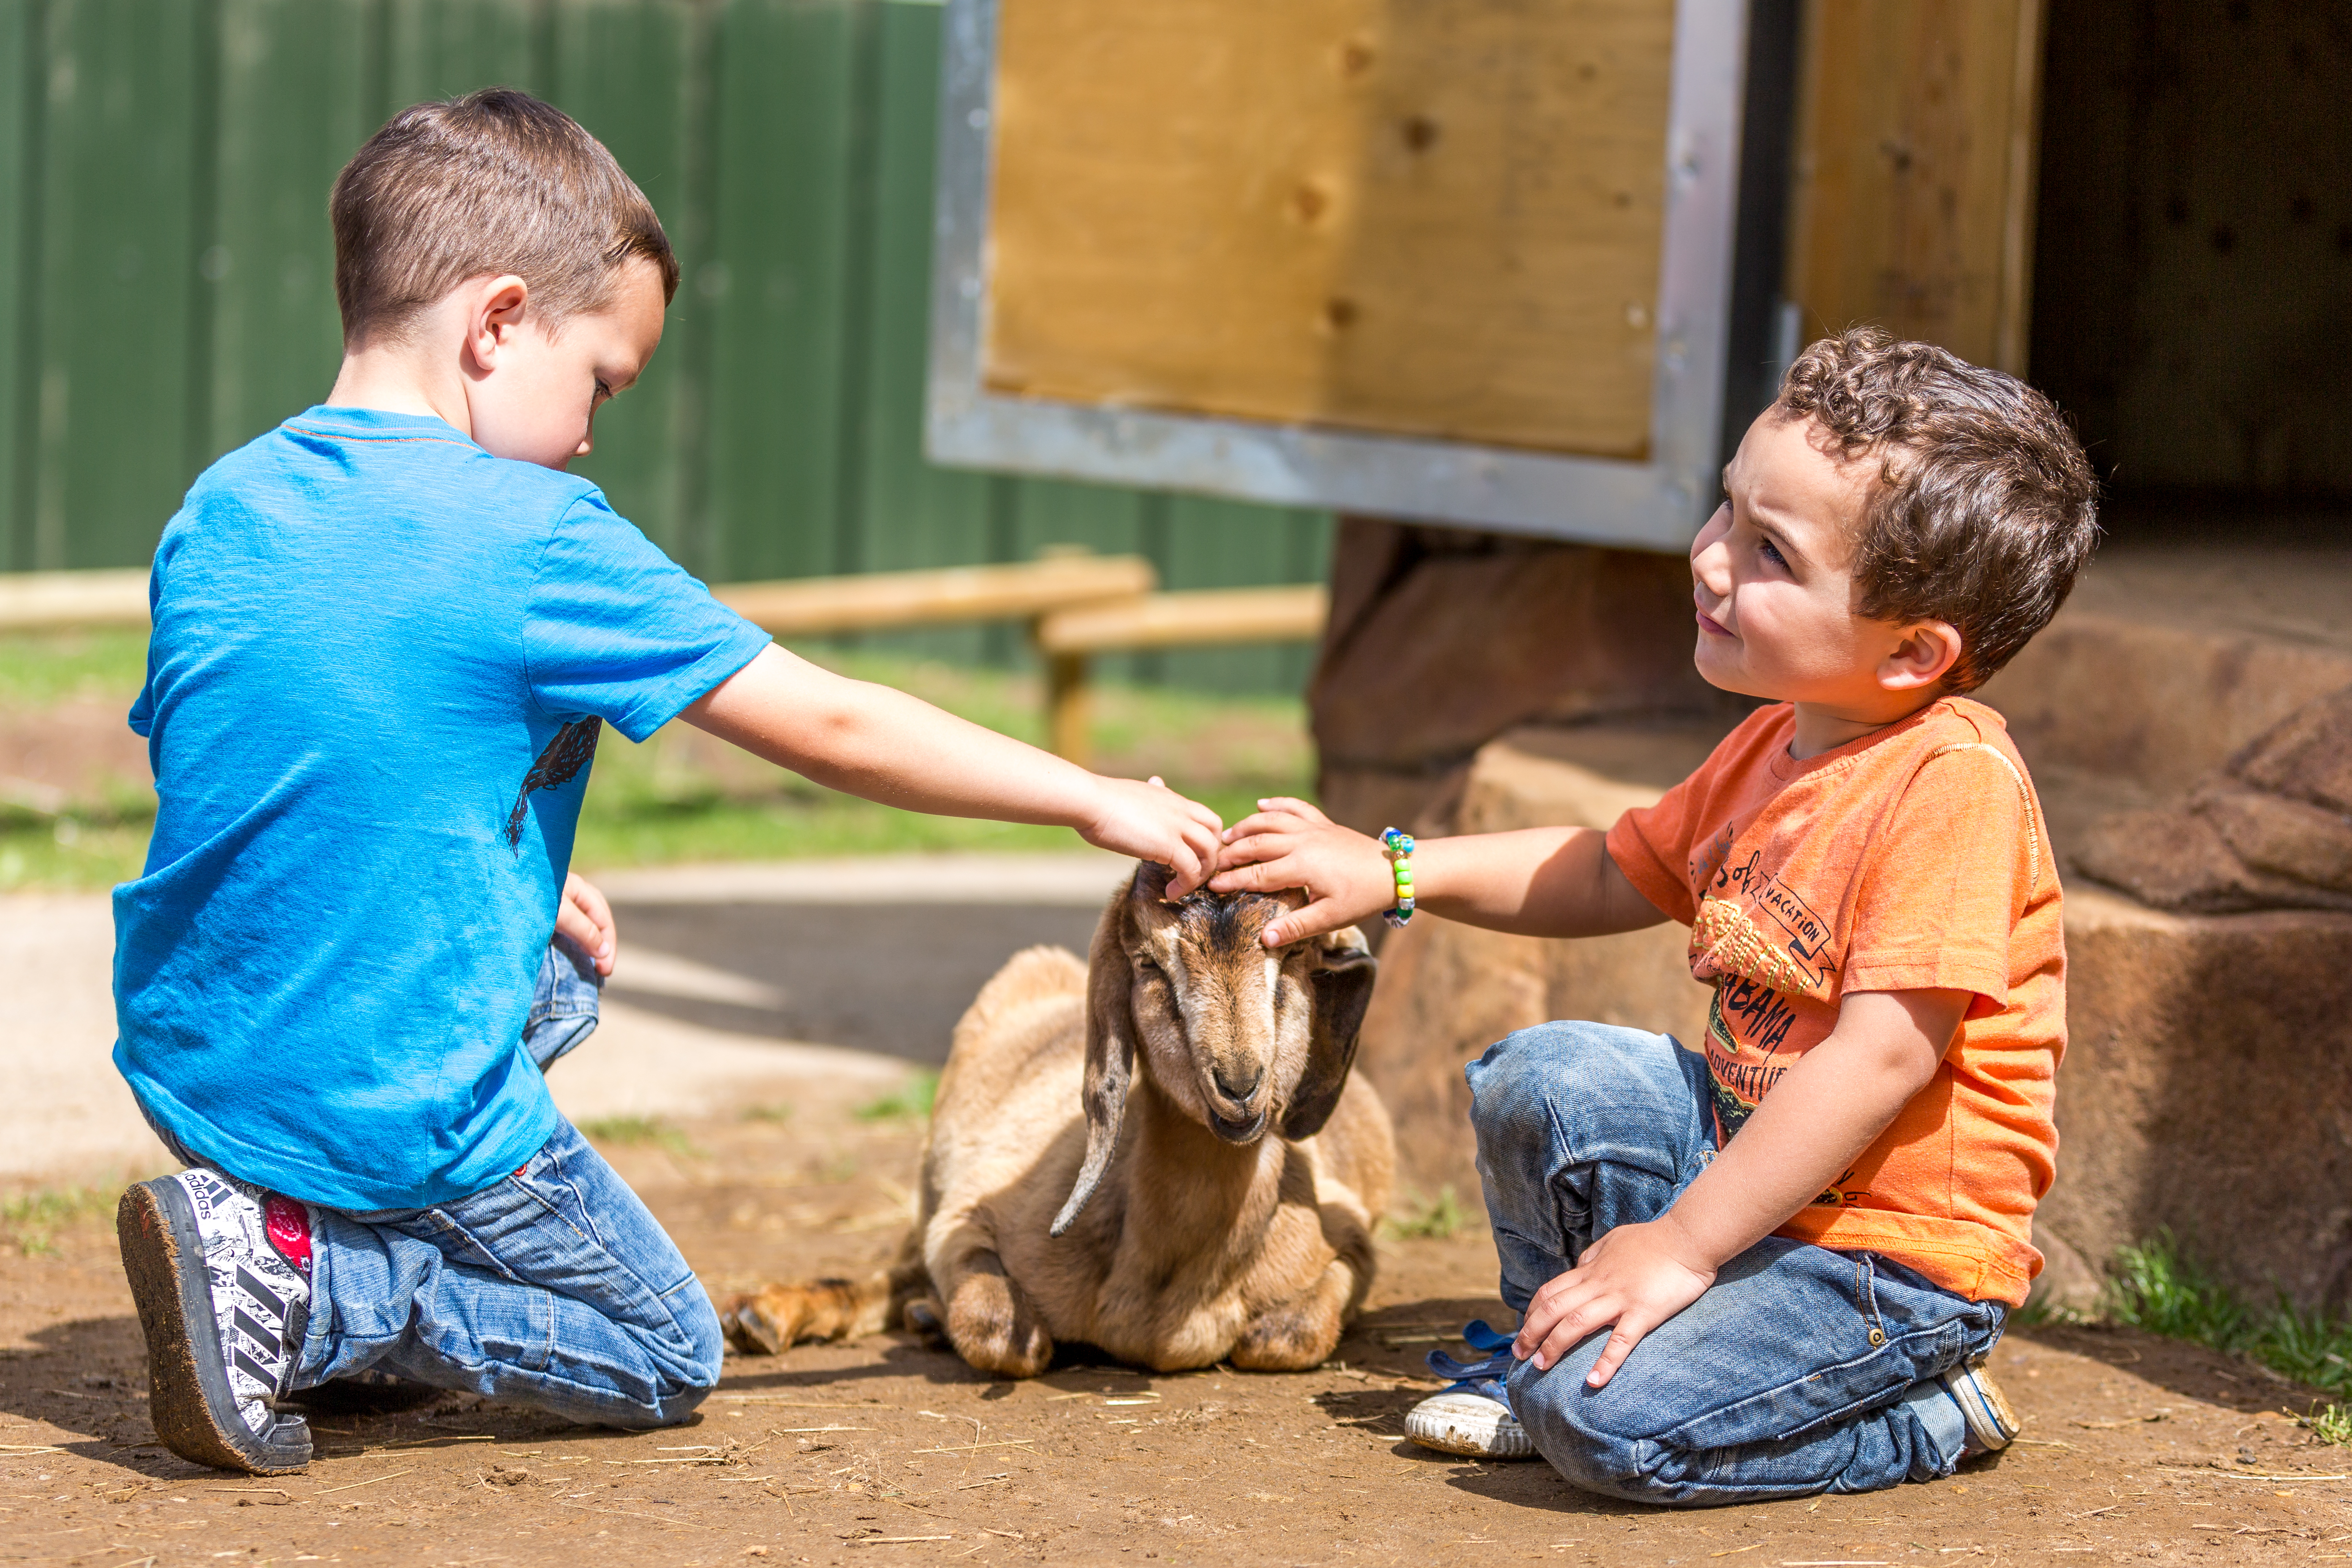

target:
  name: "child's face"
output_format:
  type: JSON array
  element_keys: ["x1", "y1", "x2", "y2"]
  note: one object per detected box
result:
[
  {"x1": 1688, "y1": 410, "x2": 1951, "y2": 712},
  {"x1": 468, "y1": 259, "x2": 667, "y2": 470}
]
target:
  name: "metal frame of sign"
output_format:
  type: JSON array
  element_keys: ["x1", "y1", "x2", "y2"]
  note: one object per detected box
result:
[{"x1": 923, "y1": 0, "x2": 1756, "y2": 549}]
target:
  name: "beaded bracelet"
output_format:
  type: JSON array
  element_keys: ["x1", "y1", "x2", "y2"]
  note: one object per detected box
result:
[{"x1": 1380, "y1": 827, "x2": 1416, "y2": 929}]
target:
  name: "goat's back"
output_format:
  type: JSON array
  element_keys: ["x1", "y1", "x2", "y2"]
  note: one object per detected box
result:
[{"x1": 921, "y1": 945, "x2": 1094, "y2": 1239}]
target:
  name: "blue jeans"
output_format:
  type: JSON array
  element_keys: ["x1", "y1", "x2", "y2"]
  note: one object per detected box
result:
[
  {"x1": 1468, "y1": 1021, "x2": 2004, "y2": 1506},
  {"x1": 147, "y1": 940, "x2": 722, "y2": 1430}
]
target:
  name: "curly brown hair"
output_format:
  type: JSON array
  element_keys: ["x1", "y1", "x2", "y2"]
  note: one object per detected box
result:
[{"x1": 1777, "y1": 327, "x2": 2098, "y2": 692}]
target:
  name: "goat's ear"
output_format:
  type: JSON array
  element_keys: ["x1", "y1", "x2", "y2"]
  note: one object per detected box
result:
[
  {"x1": 1051, "y1": 872, "x2": 1144, "y2": 1237},
  {"x1": 1281, "y1": 929, "x2": 1378, "y2": 1141}
]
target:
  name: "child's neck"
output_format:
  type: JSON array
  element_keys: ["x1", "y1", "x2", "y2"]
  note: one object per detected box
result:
[
  {"x1": 1787, "y1": 688, "x2": 1944, "y2": 760},
  {"x1": 324, "y1": 336, "x2": 475, "y2": 439}
]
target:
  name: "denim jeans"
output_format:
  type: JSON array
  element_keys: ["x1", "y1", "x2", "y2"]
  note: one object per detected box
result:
[
  {"x1": 1467, "y1": 1021, "x2": 2004, "y2": 1506},
  {"x1": 145, "y1": 940, "x2": 722, "y2": 1430}
]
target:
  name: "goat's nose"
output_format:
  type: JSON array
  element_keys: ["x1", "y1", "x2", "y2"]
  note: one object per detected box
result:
[{"x1": 1212, "y1": 1063, "x2": 1265, "y2": 1102}]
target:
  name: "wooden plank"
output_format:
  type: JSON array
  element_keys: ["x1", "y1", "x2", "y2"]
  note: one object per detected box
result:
[
  {"x1": 0, "y1": 566, "x2": 149, "y2": 630},
  {"x1": 982, "y1": 0, "x2": 1675, "y2": 459},
  {"x1": 715, "y1": 555, "x2": 1156, "y2": 639},
  {"x1": 1783, "y1": 0, "x2": 2048, "y2": 373},
  {"x1": 1035, "y1": 585, "x2": 1328, "y2": 656}
]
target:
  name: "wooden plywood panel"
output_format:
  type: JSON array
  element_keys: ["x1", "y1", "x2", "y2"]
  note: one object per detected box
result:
[
  {"x1": 981, "y1": 0, "x2": 1677, "y2": 460},
  {"x1": 1785, "y1": 0, "x2": 2045, "y2": 372}
]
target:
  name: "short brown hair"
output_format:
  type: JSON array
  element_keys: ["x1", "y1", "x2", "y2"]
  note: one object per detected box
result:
[
  {"x1": 1778, "y1": 327, "x2": 2098, "y2": 692},
  {"x1": 331, "y1": 88, "x2": 678, "y2": 345}
]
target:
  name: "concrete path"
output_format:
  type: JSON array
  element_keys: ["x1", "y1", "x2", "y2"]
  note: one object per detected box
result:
[{"x1": 0, "y1": 850, "x2": 1128, "y2": 1187}]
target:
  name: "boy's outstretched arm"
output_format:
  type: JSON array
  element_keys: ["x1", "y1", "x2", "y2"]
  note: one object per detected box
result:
[
  {"x1": 1512, "y1": 986, "x2": 1972, "y2": 1388},
  {"x1": 1209, "y1": 797, "x2": 1665, "y2": 945},
  {"x1": 682, "y1": 644, "x2": 1225, "y2": 894}
]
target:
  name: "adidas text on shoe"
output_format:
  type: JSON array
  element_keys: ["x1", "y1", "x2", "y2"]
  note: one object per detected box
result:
[
  {"x1": 1941, "y1": 1360, "x2": 2022, "y2": 1458},
  {"x1": 117, "y1": 1170, "x2": 315, "y2": 1474}
]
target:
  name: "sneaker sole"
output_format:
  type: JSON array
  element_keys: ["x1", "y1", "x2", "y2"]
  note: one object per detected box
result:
[
  {"x1": 1404, "y1": 1397, "x2": 1537, "y2": 1460},
  {"x1": 1948, "y1": 1366, "x2": 2022, "y2": 1453},
  {"x1": 117, "y1": 1181, "x2": 311, "y2": 1475}
]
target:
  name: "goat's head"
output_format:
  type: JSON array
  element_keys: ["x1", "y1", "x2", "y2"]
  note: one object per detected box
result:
[{"x1": 1049, "y1": 862, "x2": 1377, "y2": 1237}]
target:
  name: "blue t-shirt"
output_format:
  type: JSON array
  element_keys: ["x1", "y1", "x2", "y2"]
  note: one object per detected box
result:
[{"x1": 113, "y1": 406, "x2": 772, "y2": 1210}]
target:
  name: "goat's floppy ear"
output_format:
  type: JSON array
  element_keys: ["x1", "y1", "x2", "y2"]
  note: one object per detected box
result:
[
  {"x1": 1051, "y1": 868, "x2": 1146, "y2": 1237},
  {"x1": 1281, "y1": 929, "x2": 1378, "y2": 1140}
]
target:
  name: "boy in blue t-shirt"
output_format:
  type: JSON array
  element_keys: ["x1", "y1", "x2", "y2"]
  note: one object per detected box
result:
[{"x1": 112, "y1": 89, "x2": 1226, "y2": 1477}]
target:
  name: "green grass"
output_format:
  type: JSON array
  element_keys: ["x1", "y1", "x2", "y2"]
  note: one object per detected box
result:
[
  {"x1": 0, "y1": 635, "x2": 1312, "y2": 891},
  {"x1": 0, "y1": 1183, "x2": 119, "y2": 1256},
  {"x1": 854, "y1": 1072, "x2": 939, "y2": 1123},
  {"x1": 577, "y1": 1113, "x2": 701, "y2": 1158},
  {"x1": 1383, "y1": 1185, "x2": 1469, "y2": 1241},
  {"x1": 2104, "y1": 1230, "x2": 2352, "y2": 1443},
  {"x1": 0, "y1": 627, "x2": 148, "y2": 708}
]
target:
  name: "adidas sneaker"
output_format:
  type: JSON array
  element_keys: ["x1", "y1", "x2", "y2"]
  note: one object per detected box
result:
[{"x1": 117, "y1": 1169, "x2": 316, "y2": 1474}]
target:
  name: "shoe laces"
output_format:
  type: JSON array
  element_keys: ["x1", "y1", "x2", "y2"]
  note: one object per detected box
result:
[{"x1": 1424, "y1": 1320, "x2": 1519, "y2": 1414}]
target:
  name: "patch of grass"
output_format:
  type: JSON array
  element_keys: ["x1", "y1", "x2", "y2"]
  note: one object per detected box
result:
[
  {"x1": 2103, "y1": 1230, "x2": 2352, "y2": 1444},
  {"x1": 1, "y1": 1183, "x2": 119, "y2": 1256},
  {"x1": 1384, "y1": 1186, "x2": 1469, "y2": 1241},
  {"x1": 577, "y1": 1114, "x2": 700, "y2": 1158},
  {"x1": 0, "y1": 627, "x2": 149, "y2": 709},
  {"x1": 740, "y1": 1102, "x2": 794, "y2": 1124},
  {"x1": 0, "y1": 636, "x2": 1311, "y2": 889},
  {"x1": 854, "y1": 1073, "x2": 939, "y2": 1123}
]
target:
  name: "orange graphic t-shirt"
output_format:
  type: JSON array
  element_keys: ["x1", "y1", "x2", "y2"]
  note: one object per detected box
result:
[{"x1": 1604, "y1": 696, "x2": 2064, "y2": 1306}]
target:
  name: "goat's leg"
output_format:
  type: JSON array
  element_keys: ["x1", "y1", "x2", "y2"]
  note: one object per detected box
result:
[
  {"x1": 721, "y1": 1226, "x2": 927, "y2": 1355},
  {"x1": 1228, "y1": 1253, "x2": 1362, "y2": 1372},
  {"x1": 935, "y1": 1247, "x2": 1054, "y2": 1378}
]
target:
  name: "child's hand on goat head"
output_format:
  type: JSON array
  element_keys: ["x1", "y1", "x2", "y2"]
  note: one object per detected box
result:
[
  {"x1": 1077, "y1": 776, "x2": 1226, "y2": 898},
  {"x1": 1512, "y1": 1215, "x2": 1718, "y2": 1388},
  {"x1": 1211, "y1": 798, "x2": 1397, "y2": 946}
]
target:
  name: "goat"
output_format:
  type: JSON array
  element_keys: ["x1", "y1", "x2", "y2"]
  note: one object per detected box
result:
[{"x1": 720, "y1": 862, "x2": 1394, "y2": 1376}]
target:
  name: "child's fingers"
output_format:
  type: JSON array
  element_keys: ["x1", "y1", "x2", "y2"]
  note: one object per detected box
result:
[
  {"x1": 1583, "y1": 1313, "x2": 1658, "y2": 1389},
  {"x1": 1163, "y1": 837, "x2": 1210, "y2": 899},
  {"x1": 553, "y1": 899, "x2": 616, "y2": 977},
  {"x1": 1210, "y1": 848, "x2": 1302, "y2": 895},
  {"x1": 1261, "y1": 894, "x2": 1350, "y2": 947},
  {"x1": 1253, "y1": 796, "x2": 1330, "y2": 826},
  {"x1": 1219, "y1": 809, "x2": 1301, "y2": 845},
  {"x1": 1208, "y1": 832, "x2": 1292, "y2": 876}
]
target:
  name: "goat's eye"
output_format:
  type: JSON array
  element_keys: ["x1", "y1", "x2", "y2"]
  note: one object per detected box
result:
[{"x1": 1134, "y1": 957, "x2": 1163, "y2": 980}]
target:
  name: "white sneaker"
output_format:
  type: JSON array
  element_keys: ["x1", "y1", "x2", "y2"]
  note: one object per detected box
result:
[
  {"x1": 1402, "y1": 1321, "x2": 1536, "y2": 1460},
  {"x1": 117, "y1": 1169, "x2": 316, "y2": 1474},
  {"x1": 1940, "y1": 1360, "x2": 2022, "y2": 1457},
  {"x1": 1405, "y1": 1388, "x2": 1535, "y2": 1459}
]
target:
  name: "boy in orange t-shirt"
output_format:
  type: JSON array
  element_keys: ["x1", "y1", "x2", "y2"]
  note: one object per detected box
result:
[{"x1": 1214, "y1": 329, "x2": 2098, "y2": 1504}]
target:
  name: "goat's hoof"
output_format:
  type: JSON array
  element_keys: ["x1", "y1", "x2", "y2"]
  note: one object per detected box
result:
[
  {"x1": 904, "y1": 1297, "x2": 945, "y2": 1340},
  {"x1": 721, "y1": 1297, "x2": 784, "y2": 1356}
]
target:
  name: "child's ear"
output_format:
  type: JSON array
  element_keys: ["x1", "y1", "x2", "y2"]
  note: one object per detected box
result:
[
  {"x1": 464, "y1": 274, "x2": 531, "y2": 371},
  {"x1": 1879, "y1": 619, "x2": 1962, "y2": 693}
]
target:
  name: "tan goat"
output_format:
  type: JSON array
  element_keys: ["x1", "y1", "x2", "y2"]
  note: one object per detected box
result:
[{"x1": 721, "y1": 862, "x2": 1394, "y2": 1376}]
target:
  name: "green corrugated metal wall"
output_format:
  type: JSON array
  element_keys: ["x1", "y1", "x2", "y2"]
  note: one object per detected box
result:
[{"x1": 0, "y1": 0, "x2": 1330, "y2": 690}]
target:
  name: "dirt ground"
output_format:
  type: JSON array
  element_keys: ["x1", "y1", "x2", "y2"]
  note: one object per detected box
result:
[{"x1": 5, "y1": 1106, "x2": 2348, "y2": 1568}]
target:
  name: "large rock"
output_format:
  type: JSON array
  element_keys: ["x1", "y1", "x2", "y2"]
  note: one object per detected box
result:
[
  {"x1": 1354, "y1": 723, "x2": 1724, "y2": 1204},
  {"x1": 1310, "y1": 518, "x2": 1743, "y2": 835}
]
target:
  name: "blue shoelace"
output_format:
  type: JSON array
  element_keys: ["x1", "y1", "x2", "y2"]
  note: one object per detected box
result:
[{"x1": 1424, "y1": 1319, "x2": 1519, "y2": 1415}]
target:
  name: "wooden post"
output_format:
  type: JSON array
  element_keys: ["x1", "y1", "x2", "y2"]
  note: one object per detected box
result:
[{"x1": 1045, "y1": 649, "x2": 1091, "y2": 769}]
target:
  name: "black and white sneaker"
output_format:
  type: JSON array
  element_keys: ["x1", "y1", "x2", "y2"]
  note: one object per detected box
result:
[{"x1": 117, "y1": 1169, "x2": 316, "y2": 1474}]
